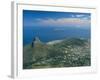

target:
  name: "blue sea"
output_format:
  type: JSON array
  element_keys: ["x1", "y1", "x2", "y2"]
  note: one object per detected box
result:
[{"x1": 23, "y1": 26, "x2": 90, "y2": 46}]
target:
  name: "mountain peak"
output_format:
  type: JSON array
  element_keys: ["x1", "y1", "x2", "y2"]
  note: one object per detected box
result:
[{"x1": 31, "y1": 37, "x2": 42, "y2": 47}]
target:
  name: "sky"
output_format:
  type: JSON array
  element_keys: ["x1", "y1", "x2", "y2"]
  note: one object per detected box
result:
[{"x1": 23, "y1": 10, "x2": 91, "y2": 28}]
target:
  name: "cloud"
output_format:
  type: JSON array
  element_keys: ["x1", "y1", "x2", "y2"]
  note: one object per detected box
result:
[
  {"x1": 33, "y1": 17, "x2": 90, "y2": 28},
  {"x1": 76, "y1": 14, "x2": 85, "y2": 18},
  {"x1": 71, "y1": 14, "x2": 90, "y2": 20}
]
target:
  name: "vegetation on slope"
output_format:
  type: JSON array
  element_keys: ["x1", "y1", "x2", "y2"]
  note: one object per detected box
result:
[{"x1": 23, "y1": 38, "x2": 91, "y2": 69}]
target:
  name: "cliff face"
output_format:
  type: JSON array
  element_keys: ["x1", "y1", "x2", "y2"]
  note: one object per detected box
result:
[
  {"x1": 31, "y1": 37, "x2": 42, "y2": 47},
  {"x1": 23, "y1": 38, "x2": 90, "y2": 69},
  {"x1": 32, "y1": 37, "x2": 48, "y2": 61}
]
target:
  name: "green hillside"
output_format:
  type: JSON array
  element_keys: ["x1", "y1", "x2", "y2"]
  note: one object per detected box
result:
[{"x1": 23, "y1": 38, "x2": 91, "y2": 69}]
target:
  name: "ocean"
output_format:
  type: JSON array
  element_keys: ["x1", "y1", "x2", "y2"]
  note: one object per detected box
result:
[{"x1": 23, "y1": 26, "x2": 90, "y2": 46}]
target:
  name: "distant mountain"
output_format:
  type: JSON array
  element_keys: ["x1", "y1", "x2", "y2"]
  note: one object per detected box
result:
[{"x1": 23, "y1": 37, "x2": 90, "y2": 69}]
